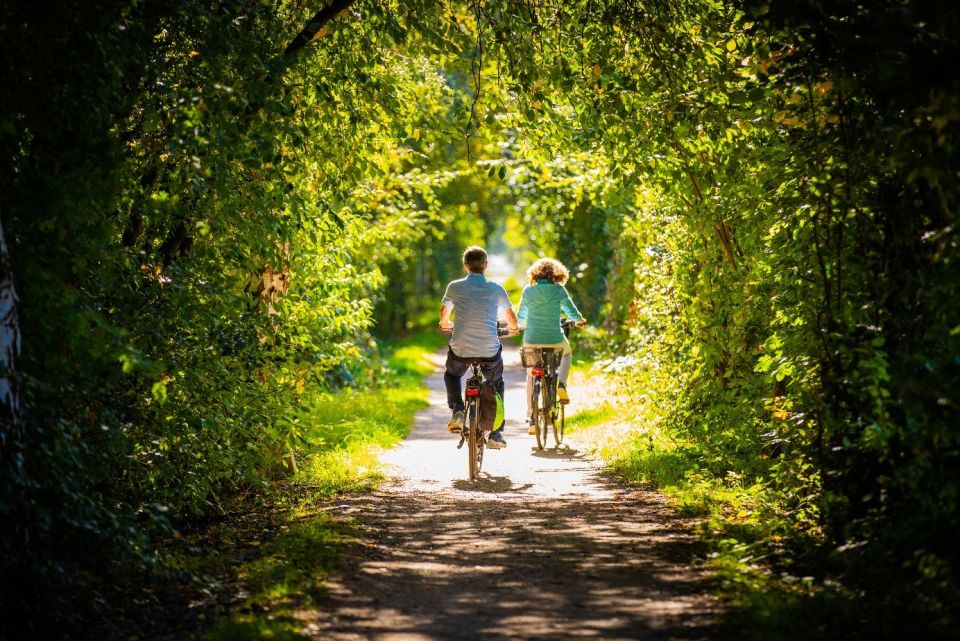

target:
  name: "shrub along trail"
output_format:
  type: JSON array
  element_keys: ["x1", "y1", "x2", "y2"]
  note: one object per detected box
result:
[{"x1": 307, "y1": 345, "x2": 722, "y2": 641}]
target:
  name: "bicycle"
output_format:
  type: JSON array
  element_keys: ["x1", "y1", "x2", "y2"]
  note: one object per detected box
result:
[
  {"x1": 440, "y1": 323, "x2": 513, "y2": 481},
  {"x1": 521, "y1": 318, "x2": 577, "y2": 450}
]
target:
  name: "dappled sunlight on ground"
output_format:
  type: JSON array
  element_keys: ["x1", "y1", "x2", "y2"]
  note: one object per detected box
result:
[
  {"x1": 382, "y1": 345, "x2": 620, "y2": 500},
  {"x1": 296, "y1": 344, "x2": 722, "y2": 640}
]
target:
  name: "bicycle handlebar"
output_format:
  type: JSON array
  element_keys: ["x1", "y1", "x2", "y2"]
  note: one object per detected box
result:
[
  {"x1": 516, "y1": 318, "x2": 586, "y2": 335},
  {"x1": 439, "y1": 323, "x2": 516, "y2": 337},
  {"x1": 439, "y1": 319, "x2": 585, "y2": 338}
]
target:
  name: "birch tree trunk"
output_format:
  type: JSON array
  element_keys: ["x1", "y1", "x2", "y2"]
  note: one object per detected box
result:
[{"x1": 0, "y1": 214, "x2": 22, "y2": 441}]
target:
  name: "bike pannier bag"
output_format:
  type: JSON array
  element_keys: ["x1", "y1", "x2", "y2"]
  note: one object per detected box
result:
[{"x1": 478, "y1": 382, "x2": 504, "y2": 431}]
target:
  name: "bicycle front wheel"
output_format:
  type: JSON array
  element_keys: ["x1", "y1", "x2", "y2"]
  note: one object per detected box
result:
[{"x1": 467, "y1": 400, "x2": 479, "y2": 481}]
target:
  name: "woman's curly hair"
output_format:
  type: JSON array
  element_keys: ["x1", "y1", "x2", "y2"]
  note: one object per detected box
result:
[{"x1": 526, "y1": 257, "x2": 570, "y2": 285}]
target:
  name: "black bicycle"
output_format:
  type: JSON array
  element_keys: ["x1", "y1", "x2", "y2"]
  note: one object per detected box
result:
[
  {"x1": 441, "y1": 323, "x2": 513, "y2": 481},
  {"x1": 521, "y1": 318, "x2": 577, "y2": 450}
]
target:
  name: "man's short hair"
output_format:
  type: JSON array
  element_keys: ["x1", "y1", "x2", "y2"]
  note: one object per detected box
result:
[{"x1": 463, "y1": 246, "x2": 488, "y2": 273}]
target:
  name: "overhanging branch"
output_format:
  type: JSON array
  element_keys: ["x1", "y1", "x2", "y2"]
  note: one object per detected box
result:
[{"x1": 283, "y1": 0, "x2": 356, "y2": 59}]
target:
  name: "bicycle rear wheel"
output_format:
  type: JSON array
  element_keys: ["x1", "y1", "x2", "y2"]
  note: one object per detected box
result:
[
  {"x1": 467, "y1": 400, "x2": 479, "y2": 481},
  {"x1": 532, "y1": 379, "x2": 546, "y2": 450},
  {"x1": 553, "y1": 404, "x2": 565, "y2": 446},
  {"x1": 536, "y1": 380, "x2": 551, "y2": 450},
  {"x1": 476, "y1": 432, "x2": 485, "y2": 474}
]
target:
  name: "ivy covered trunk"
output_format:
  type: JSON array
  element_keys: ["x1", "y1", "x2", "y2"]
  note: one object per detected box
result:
[{"x1": 0, "y1": 217, "x2": 20, "y2": 431}]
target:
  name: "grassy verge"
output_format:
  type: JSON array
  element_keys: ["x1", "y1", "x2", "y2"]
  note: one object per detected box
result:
[
  {"x1": 166, "y1": 332, "x2": 444, "y2": 641},
  {"x1": 564, "y1": 361, "x2": 831, "y2": 641},
  {"x1": 294, "y1": 332, "x2": 444, "y2": 495},
  {"x1": 567, "y1": 360, "x2": 960, "y2": 640}
]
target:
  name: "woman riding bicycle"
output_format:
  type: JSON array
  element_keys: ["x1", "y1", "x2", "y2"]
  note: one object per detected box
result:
[{"x1": 516, "y1": 258, "x2": 586, "y2": 432}]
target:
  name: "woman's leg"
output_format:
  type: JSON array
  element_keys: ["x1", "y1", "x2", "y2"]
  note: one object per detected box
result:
[{"x1": 558, "y1": 351, "x2": 572, "y2": 385}]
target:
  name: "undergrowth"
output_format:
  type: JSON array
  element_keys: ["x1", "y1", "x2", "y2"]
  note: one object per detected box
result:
[
  {"x1": 186, "y1": 332, "x2": 442, "y2": 641},
  {"x1": 563, "y1": 361, "x2": 948, "y2": 641}
]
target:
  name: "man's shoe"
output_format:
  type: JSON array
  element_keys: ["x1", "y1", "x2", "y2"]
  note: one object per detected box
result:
[
  {"x1": 557, "y1": 383, "x2": 570, "y2": 404},
  {"x1": 447, "y1": 410, "x2": 465, "y2": 433},
  {"x1": 527, "y1": 418, "x2": 537, "y2": 435},
  {"x1": 487, "y1": 430, "x2": 507, "y2": 449}
]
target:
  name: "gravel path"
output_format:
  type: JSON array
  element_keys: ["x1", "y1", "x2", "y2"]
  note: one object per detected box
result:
[{"x1": 311, "y1": 345, "x2": 722, "y2": 641}]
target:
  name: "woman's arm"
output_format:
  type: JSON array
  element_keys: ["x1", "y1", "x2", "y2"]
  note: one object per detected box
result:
[{"x1": 559, "y1": 286, "x2": 585, "y2": 323}]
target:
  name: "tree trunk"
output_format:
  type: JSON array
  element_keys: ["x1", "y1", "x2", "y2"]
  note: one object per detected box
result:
[{"x1": 0, "y1": 214, "x2": 22, "y2": 442}]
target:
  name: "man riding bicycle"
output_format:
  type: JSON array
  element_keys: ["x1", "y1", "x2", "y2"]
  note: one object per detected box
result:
[{"x1": 439, "y1": 246, "x2": 519, "y2": 449}]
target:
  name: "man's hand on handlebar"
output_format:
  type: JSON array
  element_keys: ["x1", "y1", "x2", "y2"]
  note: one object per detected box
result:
[
  {"x1": 496, "y1": 320, "x2": 519, "y2": 338},
  {"x1": 575, "y1": 319, "x2": 587, "y2": 328}
]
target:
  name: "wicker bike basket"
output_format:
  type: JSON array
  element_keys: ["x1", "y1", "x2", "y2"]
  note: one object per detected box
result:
[{"x1": 520, "y1": 346, "x2": 563, "y2": 369}]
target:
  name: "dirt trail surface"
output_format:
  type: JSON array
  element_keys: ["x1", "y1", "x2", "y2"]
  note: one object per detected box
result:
[{"x1": 313, "y1": 345, "x2": 722, "y2": 641}]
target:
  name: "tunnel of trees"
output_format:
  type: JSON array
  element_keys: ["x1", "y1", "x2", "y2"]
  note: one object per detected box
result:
[{"x1": 1, "y1": 0, "x2": 958, "y2": 638}]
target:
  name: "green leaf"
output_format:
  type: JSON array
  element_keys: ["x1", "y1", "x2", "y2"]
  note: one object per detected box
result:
[{"x1": 151, "y1": 380, "x2": 169, "y2": 405}]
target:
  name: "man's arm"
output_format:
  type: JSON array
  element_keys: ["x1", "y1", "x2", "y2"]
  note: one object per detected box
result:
[
  {"x1": 439, "y1": 303, "x2": 453, "y2": 330},
  {"x1": 496, "y1": 285, "x2": 519, "y2": 333},
  {"x1": 439, "y1": 283, "x2": 454, "y2": 330},
  {"x1": 504, "y1": 307, "x2": 519, "y2": 333}
]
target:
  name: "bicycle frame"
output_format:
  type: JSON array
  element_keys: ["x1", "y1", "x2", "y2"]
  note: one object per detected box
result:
[
  {"x1": 530, "y1": 367, "x2": 557, "y2": 419},
  {"x1": 524, "y1": 347, "x2": 563, "y2": 450},
  {"x1": 523, "y1": 318, "x2": 578, "y2": 449}
]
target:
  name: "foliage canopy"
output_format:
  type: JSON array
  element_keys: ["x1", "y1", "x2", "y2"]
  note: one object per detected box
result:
[{"x1": 0, "y1": 0, "x2": 957, "y2": 637}]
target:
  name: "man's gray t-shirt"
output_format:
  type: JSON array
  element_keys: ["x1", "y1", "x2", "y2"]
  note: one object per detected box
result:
[{"x1": 442, "y1": 273, "x2": 512, "y2": 358}]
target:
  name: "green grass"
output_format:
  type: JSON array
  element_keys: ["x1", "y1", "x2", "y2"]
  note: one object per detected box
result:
[
  {"x1": 571, "y1": 403, "x2": 913, "y2": 641},
  {"x1": 206, "y1": 618, "x2": 307, "y2": 641},
  {"x1": 565, "y1": 362, "x2": 834, "y2": 641},
  {"x1": 199, "y1": 333, "x2": 441, "y2": 640},
  {"x1": 293, "y1": 331, "x2": 443, "y2": 495},
  {"x1": 384, "y1": 331, "x2": 446, "y2": 379},
  {"x1": 565, "y1": 405, "x2": 613, "y2": 426}
]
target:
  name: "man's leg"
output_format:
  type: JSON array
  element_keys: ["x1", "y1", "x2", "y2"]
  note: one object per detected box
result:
[
  {"x1": 444, "y1": 349, "x2": 469, "y2": 411},
  {"x1": 481, "y1": 352, "x2": 505, "y2": 400},
  {"x1": 481, "y1": 352, "x2": 508, "y2": 448},
  {"x1": 444, "y1": 350, "x2": 470, "y2": 433}
]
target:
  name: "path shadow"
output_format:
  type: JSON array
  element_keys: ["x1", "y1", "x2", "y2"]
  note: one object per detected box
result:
[
  {"x1": 316, "y1": 476, "x2": 723, "y2": 641},
  {"x1": 528, "y1": 444, "x2": 584, "y2": 459},
  {"x1": 451, "y1": 474, "x2": 534, "y2": 494}
]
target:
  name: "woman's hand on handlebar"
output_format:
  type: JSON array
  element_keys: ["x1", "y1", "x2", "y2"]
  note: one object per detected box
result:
[{"x1": 575, "y1": 319, "x2": 587, "y2": 328}]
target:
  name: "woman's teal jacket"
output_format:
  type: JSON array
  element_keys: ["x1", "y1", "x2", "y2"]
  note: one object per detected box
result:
[{"x1": 516, "y1": 279, "x2": 584, "y2": 344}]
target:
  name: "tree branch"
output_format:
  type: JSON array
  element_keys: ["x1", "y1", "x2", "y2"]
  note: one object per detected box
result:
[{"x1": 283, "y1": 0, "x2": 356, "y2": 59}]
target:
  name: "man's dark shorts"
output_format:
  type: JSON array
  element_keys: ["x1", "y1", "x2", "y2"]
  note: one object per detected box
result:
[{"x1": 444, "y1": 346, "x2": 504, "y2": 411}]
